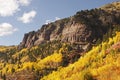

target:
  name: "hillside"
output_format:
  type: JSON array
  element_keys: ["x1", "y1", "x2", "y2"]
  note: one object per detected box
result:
[
  {"x1": 101, "y1": 1, "x2": 120, "y2": 12},
  {"x1": 19, "y1": 3, "x2": 120, "y2": 50},
  {"x1": 42, "y1": 30, "x2": 120, "y2": 80},
  {"x1": 0, "y1": 1, "x2": 120, "y2": 80}
]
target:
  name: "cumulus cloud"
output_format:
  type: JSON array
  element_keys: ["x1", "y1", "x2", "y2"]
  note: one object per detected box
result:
[
  {"x1": 0, "y1": 0, "x2": 31, "y2": 17},
  {"x1": 0, "y1": 0, "x2": 19, "y2": 16},
  {"x1": 18, "y1": 10, "x2": 37, "y2": 23},
  {"x1": 0, "y1": 23, "x2": 18, "y2": 37},
  {"x1": 19, "y1": 0, "x2": 31, "y2": 6}
]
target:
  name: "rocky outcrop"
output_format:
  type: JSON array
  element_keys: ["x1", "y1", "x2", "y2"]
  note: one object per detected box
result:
[
  {"x1": 18, "y1": 21, "x2": 92, "y2": 50},
  {"x1": 18, "y1": 3, "x2": 120, "y2": 51}
]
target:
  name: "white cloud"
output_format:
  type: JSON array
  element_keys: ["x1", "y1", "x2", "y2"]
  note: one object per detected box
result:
[
  {"x1": 55, "y1": 17, "x2": 60, "y2": 20},
  {"x1": 0, "y1": 0, "x2": 19, "y2": 16},
  {"x1": 45, "y1": 20, "x2": 52, "y2": 24},
  {"x1": 0, "y1": 23, "x2": 18, "y2": 37},
  {"x1": 19, "y1": 0, "x2": 31, "y2": 6},
  {"x1": 0, "y1": 0, "x2": 31, "y2": 17},
  {"x1": 18, "y1": 10, "x2": 37, "y2": 23},
  {"x1": 45, "y1": 17, "x2": 61, "y2": 24}
]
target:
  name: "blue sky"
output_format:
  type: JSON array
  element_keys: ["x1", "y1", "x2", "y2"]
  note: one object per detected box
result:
[{"x1": 0, "y1": 0, "x2": 118, "y2": 46}]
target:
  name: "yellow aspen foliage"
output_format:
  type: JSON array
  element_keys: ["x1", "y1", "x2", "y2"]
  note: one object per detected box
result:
[
  {"x1": 41, "y1": 31, "x2": 120, "y2": 80},
  {"x1": 1, "y1": 31, "x2": 120, "y2": 80}
]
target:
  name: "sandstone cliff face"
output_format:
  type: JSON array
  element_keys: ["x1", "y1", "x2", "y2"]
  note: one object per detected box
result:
[{"x1": 18, "y1": 7, "x2": 120, "y2": 51}]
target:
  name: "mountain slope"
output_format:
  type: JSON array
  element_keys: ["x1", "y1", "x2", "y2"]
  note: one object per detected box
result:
[
  {"x1": 41, "y1": 31, "x2": 120, "y2": 80},
  {"x1": 0, "y1": 1, "x2": 120, "y2": 80},
  {"x1": 101, "y1": 1, "x2": 120, "y2": 12},
  {"x1": 18, "y1": 1, "x2": 120, "y2": 51}
]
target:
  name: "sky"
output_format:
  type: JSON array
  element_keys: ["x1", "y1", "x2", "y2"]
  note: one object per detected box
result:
[{"x1": 0, "y1": 0, "x2": 118, "y2": 46}]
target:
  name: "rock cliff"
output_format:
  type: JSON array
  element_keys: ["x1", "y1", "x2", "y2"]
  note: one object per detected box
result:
[{"x1": 18, "y1": 2, "x2": 120, "y2": 51}]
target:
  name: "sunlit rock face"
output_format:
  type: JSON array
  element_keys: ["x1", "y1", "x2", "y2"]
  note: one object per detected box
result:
[{"x1": 18, "y1": 3, "x2": 120, "y2": 51}]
